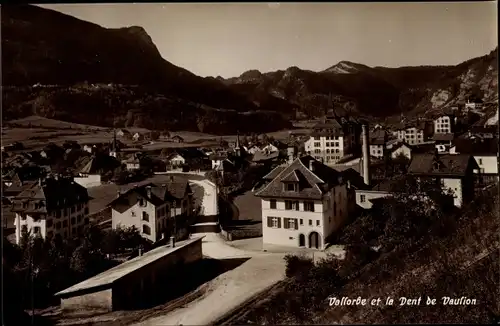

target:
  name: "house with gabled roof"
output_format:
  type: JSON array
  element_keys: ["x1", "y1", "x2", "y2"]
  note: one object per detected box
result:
[
  {"x1": 108, "y1": 178, "x2": 193, "y2": 242},
  {"x1": 407, "y1": 153, "x2": 478, "y2": 207},
  {"x1": 11, "y1": 176, "x2": 90, "y2": 244},
  {"x1": 450, "y1": 138, "x2": 498, "y2": 184},
  {"x1": 254, "y1": 155, "x2": 356, "y2": 250}
]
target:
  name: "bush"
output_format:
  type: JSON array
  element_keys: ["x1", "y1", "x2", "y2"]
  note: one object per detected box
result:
[{"x1": 284, "y1": 254, "x2": 314, "y2": 278}]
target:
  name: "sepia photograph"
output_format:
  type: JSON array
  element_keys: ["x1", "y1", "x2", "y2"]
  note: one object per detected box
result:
[{"x1": 1, "y1": 2, "x2": 499, "y2": 325}]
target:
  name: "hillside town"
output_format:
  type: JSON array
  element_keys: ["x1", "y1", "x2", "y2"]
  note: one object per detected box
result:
[{"x1": 2, "y1": 94, "x2": 499, "y2": 324}]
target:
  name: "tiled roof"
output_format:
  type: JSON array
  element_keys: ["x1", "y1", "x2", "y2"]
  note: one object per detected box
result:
[
  {"x1": 432, "y1": 133, "x2": 455, "y2": 142},
  {"x1": 454, "y1": 138, "x2": 498, "y2": 156},
  {"x1": 408, "y1": 154, "x2": 475, "y2": 177},
  {"x1": 263, "y1": 166, "x2": 286, "y2": 180},
  {"x1": 109, "y1": 179, "x2": 190, "y2": 208},
  {"x1": 252, "y1": 150, "x2": 279, "y2": 162},
  {"x1": 370, "y1": 138, "x2": 386, "y2": 145},
  {"x1": 171, "y1": 148, "x2": 206, "y2": 160},
  {"x1": 11, "y1": 177, "x2": 89, "y2": 213},
  {"x1": 255, "y1": 155, "x2": 342, "y2": 200},
  {"x1": 281, "y1": 170, "x2": 300, "y2": 182},
  {"x1": 389, "y1": 141, "x2": 412, "y2": 153}
]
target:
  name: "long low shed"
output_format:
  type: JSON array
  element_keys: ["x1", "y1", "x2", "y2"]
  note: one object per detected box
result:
[{"x1": 55, "y1": 236, "x2": 204, "y2": 312}]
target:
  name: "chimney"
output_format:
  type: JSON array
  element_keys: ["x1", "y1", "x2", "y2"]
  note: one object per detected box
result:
[
  {"x1": 362, "y1": 124, "x2": 371, "y2": 186},
  {"x1": 170, "y1": 236, "x2": 176, "y2": 248},
  {"x1": 309, "y1": 159, "x2": 314, "y2": 171},
  {"x1": 38, "y1": 178, "x2": 42, "y2": 187},
  {"x1": 146, "y1": 185, "x2": 152, "y2": 199},
  {"x1": 116, "y1": 190, "x2": 121, "y2": 198}
]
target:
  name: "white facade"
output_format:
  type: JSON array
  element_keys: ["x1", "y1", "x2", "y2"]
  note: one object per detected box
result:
[
  {"x1": 126, "y1": 162, "x2": 140, "y2": 170},
  {"x1": 396, "y1": 127, "x2": 424, "y2": 145},
  {"x1": 261, "y1": 144, "x2": 279, "y2": 153},
  {"x1": 169, "y1": 154, "x2": 186, "y2": 167},
  {"x1": 391, "y1": 144, "x2": 412, "y2": 160},
  {"x1": 247, "y1": 146, "x2": 261, "y2": 155},
  {"x1": 260, "y1": 185, "x2": 349, "y2": 250},
  {"x1": 370, "y1": 144, "x2": 384, "y2": 158},
  {"x1": 74, "y1": 174, "x2": 102, "y2": 188},
  {"x1": 15, "y1": 202, "x2": 89, "y2": 244},
  {"x1": 434, "y1": 115, "x2": 453, "y2": 134},
  {"x1": 441, "y1": 178, "x2": 463, "y2": 207},
  {"x1": 304, "y1": 135, "x2": 351, "y2": 164},
  {"x1": 355, "y1": 190, "x2": 391, "y2": 210},
  {"x1": 449, "y1": 148, "x2": 498, "y2": 176}
]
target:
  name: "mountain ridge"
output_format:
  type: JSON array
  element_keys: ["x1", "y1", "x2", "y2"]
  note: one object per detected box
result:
[
  {"x1": 218, "y1": 46, "x2": 497, "y2": 119},
  {"x1": 2, "y1": 4, "x2": 497, "y2": 133},
  {"x1": 1, "y1": 4, "x2": 292, "y2": 134}
]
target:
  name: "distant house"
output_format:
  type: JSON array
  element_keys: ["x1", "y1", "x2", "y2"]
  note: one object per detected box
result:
[
  {"x1": 390, "y1": 142, "x2": 412, "y2": 160},
  {"x1": 116, "y1": 129, "x2": 131, "y2": 138},
  {"x1": 252, "y1": 150, "x2": 280, "y2": 164},
  {"x1": 109, "y1": 179, "x2": 194, "y2": 242},
  {"x1": 171, "y1": 135, "x2": 184, "y2": 143},
  {"x1": 209, "y1": 153, "x2": 228, "y2": 170},
  {"x1": 369, "y1": 137, "x2": 386, "y2": 158},
  {"x1": 461, "y1": 126, "x2": 498, "y2": 140},
  {"x1": 433, "y1": 113, "x2": 456, "y2": 135},
  {"x1": 450, "y1": 138, "x2": 498, "y2": 184},
  {"x1": 432, "y1": 133, "x2": 455, "y2": 153},
  {"x1": 1, "y1": 142, "x2": 24, "y2": 152},
  {"x1": 260, "y1": 143, "x2": 279, "y2": 154},
  {"x1": 394, "y1": 122, "x2": 428, "y2": 145},
  {"x1": 464, "y1": 98, "x2": 483, "y2": 112},
  {"x1": 167, "y1": 148, "x2": 209, "y2": 171},
  {"x1": 83, "y1": 145, "x2": 94, "y2": 154},
  {"x1": 408, "y1": 153, "x2": 478, "y2": 207},
  {"x1": 124, "y1": 156, "x2": 141, "y2": 171},
  {"x1": 73, "y1": 158, "x2": 102, "y2": 188},
  {"x1": 132, "y1": 133, "x2": 143, "y2": 142},
  {"x1": 355, "y1": 179, "x2": 395, "y2": 210},
  {"x1": 247, "y1": 145, "x2": 261, "y2": 155}
]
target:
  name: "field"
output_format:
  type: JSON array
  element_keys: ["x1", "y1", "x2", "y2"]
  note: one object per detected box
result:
[{"x1": 3, "y1": 116, "x2": 312, "y2": 152}]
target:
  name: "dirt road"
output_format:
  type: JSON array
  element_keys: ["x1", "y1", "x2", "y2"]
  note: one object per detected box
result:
[{"x1": 133, "y1": 233, "x2": 286, "y2": 326}]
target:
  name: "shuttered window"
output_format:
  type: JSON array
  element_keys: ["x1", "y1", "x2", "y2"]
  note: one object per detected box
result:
[
  {"x1": 267, "y1": 216, "x2": 281, "y2": 228},
  {"x1": 284, "y1": 218, "x2": 299, "y2": 230}
]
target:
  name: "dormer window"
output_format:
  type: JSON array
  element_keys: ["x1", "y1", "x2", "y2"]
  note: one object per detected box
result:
[{"x1": 285, "y1": 183, "x2": 297, "y2": 192}]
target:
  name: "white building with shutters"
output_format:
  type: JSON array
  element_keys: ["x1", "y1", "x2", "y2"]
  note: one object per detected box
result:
[{"x1": 254, "y1": 155, "x2": 357, "y2": 250}]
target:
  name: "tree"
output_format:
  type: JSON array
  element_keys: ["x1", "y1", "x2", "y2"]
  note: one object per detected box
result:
[{"x1": 150, "y1": 131, "x2": 160, "y2": 141}]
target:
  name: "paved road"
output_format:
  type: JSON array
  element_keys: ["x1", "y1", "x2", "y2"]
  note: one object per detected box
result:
[
  {"x1": 133, "y1": 233, "x2": 286, "y2": 326},
  {"x1": 188, "y1": 179, "x2": 218, "y2": 217}
]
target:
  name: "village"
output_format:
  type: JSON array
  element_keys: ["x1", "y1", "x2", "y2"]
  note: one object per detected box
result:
[{"x1": 2, "y1": 94, "x2": 498, "y2": 324}]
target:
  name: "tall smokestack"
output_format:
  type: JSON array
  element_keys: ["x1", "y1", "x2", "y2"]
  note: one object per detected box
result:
[{"x1": 362, "y1": 124, "x2": 371, "y2": 186}]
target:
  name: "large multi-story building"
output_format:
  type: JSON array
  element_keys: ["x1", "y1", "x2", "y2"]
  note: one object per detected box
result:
[
  {"x1": 109, "y1": 178, "x2": 193, "y2": 242},
  {"x1": 304, "y1": 116, "x2": 361, "y2": 165},
  {"x1": 12, "y1": 176, "x2": 90, "y2": 244},
  {"x1": 433, "y1": 113, "x2": 456, "y2": 135},
  {"x1": 394, "y1": 122, "x2": 427, "y2": 145},
  {"x1": 254, "y1": 155, "x2": 357, "y2": 250}
]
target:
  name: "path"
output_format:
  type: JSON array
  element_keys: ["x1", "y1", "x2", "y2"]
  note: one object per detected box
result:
[
  {"x1": 189, "y1": 179, "x2": 218, "y2": 217},
  {"x1": 133, "y1": 233, "x2": 286, "y2": 326}
]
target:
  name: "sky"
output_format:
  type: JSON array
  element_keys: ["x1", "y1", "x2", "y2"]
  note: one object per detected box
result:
[{"x1": 38, "y1": 2, "x2": 498, "y2": 78}]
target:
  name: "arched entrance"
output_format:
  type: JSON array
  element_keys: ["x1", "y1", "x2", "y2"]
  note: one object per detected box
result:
[
  {"x1": 298, "y1": 234, "x2": 305, "y2": 247},
  {"x1": 308, "y1": 232, "x2": 321, "y2": 249}
]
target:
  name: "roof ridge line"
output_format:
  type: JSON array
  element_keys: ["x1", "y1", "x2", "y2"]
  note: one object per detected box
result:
[{"x1": 255, "y1": 159, "x2": 298, "y2": 196}]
